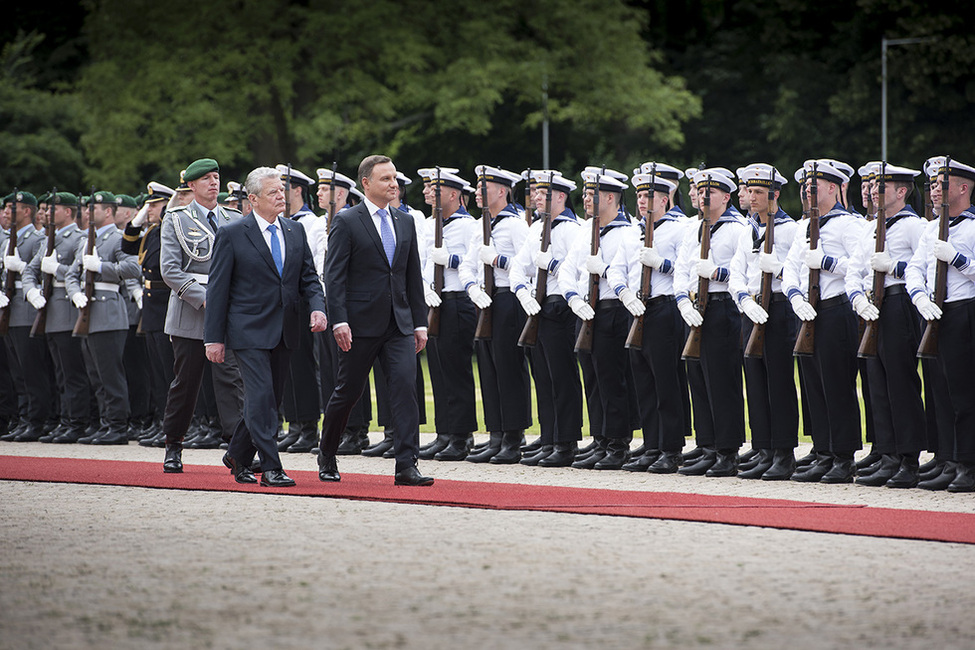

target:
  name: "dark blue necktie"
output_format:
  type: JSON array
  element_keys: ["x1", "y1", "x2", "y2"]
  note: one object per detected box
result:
[
  {"x1": 268, "y1": 223, "x2": 283, "y2": 275},
  {"x1": 377, "y1": 207, "x2": 395, "y2": 266}
]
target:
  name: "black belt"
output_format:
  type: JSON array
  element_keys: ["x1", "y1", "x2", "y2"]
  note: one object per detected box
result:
[
  {"x1": 441, "y1": 291, "x2": 466, "y2": 300},
  {"x1": 707, "y1": 292, "x2": 733, "y2": 302},
  {"x1": 646, "y1": 295, "x2": 674, "y2": 306},
  {"x1": 884, "y1": 285, "x2": 907, "y2": 297},
  {"x1": 818, "y1": 294, "x2": 850, "y2": 309},
  {"x1": 543, "y1": 294, "x2": 566, "y2": 306},
  {"x1": 144, "y1": 280, "x2": 168, "y2": 290},
  {"x1": 494, "y1": 287, "x2": 511, "y2": 295},
  {"x1": 770, "y1": 292, "x2": 789, "y2": 303},
  {"x1": 596, "y1": 299, "x2": 621, "y2": 311},
  {"x1": 944, "y1": 298, "x2": 974, "y2": 311}
]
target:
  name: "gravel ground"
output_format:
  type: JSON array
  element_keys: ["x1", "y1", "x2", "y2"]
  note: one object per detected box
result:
[{"x1": 1, "y1": 437, "x2": 973, "y2": 649}]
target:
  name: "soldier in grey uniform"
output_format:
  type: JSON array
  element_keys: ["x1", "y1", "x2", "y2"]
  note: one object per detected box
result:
[
  {"x1": 158, "y1": 158, "x2": 246, "y2": 473},
  {"x1": 65, "y1": 190, "x2": 142, "y2": 445},
  {"x1": 23, "y1": 192, "x2": 92, "y2": 443}
]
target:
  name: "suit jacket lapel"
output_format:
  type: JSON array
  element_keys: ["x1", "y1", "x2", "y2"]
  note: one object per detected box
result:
[
  {"x1": 280, "y1": 218, "x2": 301, "y2": 277},
  {"x1": 244, "y1": 213, "x2": 279, "y2": 275},
  {"x1": 390, "y1": 206, "x2": 410, "y2": 267},
  {"x1": 356, "y1": 204, "x2": 388, "y2": 265}
]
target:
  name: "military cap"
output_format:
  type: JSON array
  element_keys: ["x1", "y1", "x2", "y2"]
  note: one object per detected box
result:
[
  {"x1": 217, "y1": 192, "x2": 230, "y2": 204},
  {"x1": 634, "y1": 162, "x2": 684, "y2": 182},
  {"x1": 176, "y1": 170, "x2": 191, "y2": 192},
  {"x1": 822, "y1": 159, "x2": 855, "y2": 180},
  {"x1": 802, "y1": 160, "x2": 850, "y2": 186},
  {"x1": 738, "y1": 164, "x2": 788, "y2": 189},
  {"x1": 691, "y1": 169, "x2": 737, "y2": 193},
  {"x1": 581, "y1": 169, "x2": 628, "y2": 193},
  {"x1": 583, "y1": 166, "x2": 629, "y2": 184},
  {"x1": 350, "y1": 187, "x2": 365, "y2": 202},
  {"x1": 858, "y1": 162, "x2": 881, "y2": 181},
  {"x1": 417, "y1": 167, "x2": 460, "y2": 181},
  {"x1": 183, "y1": 158, "x2": 220, "y2": 182},
  {"x1": 531, "y1": 170, "x2": 577, "y2": 194},
  {"x1": 90, "y1": 191, "x2": 117, "y2": 205},
  {"x1": 146, "y1": 181, "x2": 175, "y2": 203},
  {"x1": 474, "y1": 165, "x2": 522, "y2": 188},
  {"x1": 936, "y1": 158, "x2": 975, "y2": 182},
  {"x1": 10, "y1": 190, "x2": 38, "y2": 206},
  {"x1": 115, "y1": 194, "x2": 138, "y2": 209},
  {"x1": 923, "y1": 156, "x2": 945, "y2": 181},
  {"x1": 873, "y1": 164, "x2": 920, "y2": 184},
  {"x1": 631, "y1": 173, "x2": 677, "y2": 194},
  {"x1": 53, "y1": 192, "x2": 79, "y2": 206},
  {"x1": 316, "y1": 168, "x2": 356, "y2": 190},
  {"x1": 425, "y1": 169, "x2": 468, "y2": 191},
  {"x1": 275, "y1": 165, "x2": 315, "y2": 188},
  {"x1": 396, "y1": 171, "x2": 413, "y2": 186},
  {"x1": 38, "y1": 192, "x2": 52, "y2": 204}
]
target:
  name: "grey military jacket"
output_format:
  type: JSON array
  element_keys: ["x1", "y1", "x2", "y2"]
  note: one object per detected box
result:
[
  {"x1": 64, "y1": 224, "x2": 141, "y2": 334},
  {"x1": 22, "y1": 223, "x2": 87, "y2": 333},
  {"x1": 4, "y1": 226, "x2": 46, "y2": 328},
  {"x1": 160, "y1": 201, "x2": 241, "y2": 339}
]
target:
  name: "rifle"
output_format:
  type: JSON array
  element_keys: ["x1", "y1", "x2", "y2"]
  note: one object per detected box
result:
[
  {"x1": 518, "y1": 172, "x2": 554, "y2": 348},
  {"x1": 473, "y1": 171, "x2": 494, "y2": 340},
  {"x1": 625, "y1": 163, "x2": 657, "y2": 350},
  {"x1": 794, "y1": 165, "x2": 820, "y2": 356},
  {"x1": 30, "y1": 187, "x2": 58, "y2": 337},
  {"x1": 73, "y1": 186, "x2": 96, "y2": 337},
  {"x1": 858, "y1": 163, "x2": 888, "y2": 358},
  {"x1": 284, "y1": 163, "x2": 292, "y2": 219},
  {"x1": 0, "y1": 188, "x2": 19, "y2": 336},
  {"x1": 574, "y1": 168, "x2": 604, "y2": 352},
  {"x1": 428, "y1": 167, "x2": 444, "y2": 337},
  {"x1": 682, "y1": 174, "x2": 712, "y2": 359},
  {"x1": 326, "y1": 161, "x2": 337, "y2": 233},
  {"x1": 744, "y1": 169, "x2": 778, "y2": 358},
  {"x1": 524, "y1": 167, "x2": 533, "y2": 226},
  {"x1": 917, "y1": 157, "x2": 950, "y2": 358}
]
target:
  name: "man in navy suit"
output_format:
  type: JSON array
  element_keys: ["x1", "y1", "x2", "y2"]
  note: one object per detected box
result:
[
  {"x1": 319, "y1": 154, "x2": 433, "y2": 486},
  {"x1": 204, "y1": 167, "x2": 327, "y2": 487}
]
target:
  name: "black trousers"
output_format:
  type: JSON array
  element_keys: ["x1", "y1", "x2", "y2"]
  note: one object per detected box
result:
[
  {"x1": 487, "y1": 290, "x2": 532, "y2": 432},
  {"x1": 81, "y1": 330, "x2": 129, "y2": 429},
  {"x1": 124, "y1": 325, "x2": 151, "y2": 423},
  {"x1": 0, "y1": 340, "x2": 19, "y2": 422},
  {"x1": 228, "y1": 340, "x2": 291, "y2": 472},
  {"x1": 282, "y1": 306, "x2": 322, "y2": 423},
  {"x1": 536, "y1": 296, "x2": 583, "y2": 443},
  {"x1": 321, "y1": 315, "x2": 420, "y2": 472},
  {"x1": 145, "y1": 330, "x2": 174, "y2": 419},
  {"x1": 5, "y1": 326, "x2": 52, "y2": 427},
  {"x1": 162, "y1": 336, "x2": 245, "y2": 444},
  {"x1": 590, "y1": 300, "x2": 633, "y2": 440},
  {"x1": 921, "y1": 356, "x2": 954, "y2": 456},
  {"x1": 683, "y1": 324, "x2": 714, "y2": 447},
  {"x1": 938, "y1": 298, "x2": 975, "y2": 462},
  {"x1": 318, "y1": 329, "x2": 370, "y2": 431},
  {"x1": 699, "y1": 295, "x2": 745, "y2": 450},
  {"x1": 742, "y1": 297, "x2": 799, "y2": 450},
  {"x1": 630, "y1": 297, "x2": 687, "y2": 452},
  {"x1": 426, "y1": 293, "x2": 477, "y2": 435},
  {"x1": 47, "y1": 331, "x2": 90, "y2": 423}
]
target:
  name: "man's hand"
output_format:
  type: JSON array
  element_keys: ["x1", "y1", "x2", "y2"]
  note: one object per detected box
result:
[
  {"x1": 414, "y1": 328, "x2": 428, "y2": 353},
  {"x1": 4, "y1": 251, "x2": 26, "y2": 274},
  {"x1": 618, "y1": 287, "x2": 645, "y2": 317},
  {"x1": 333, "y1": 323, "x2": 352, "y2": 352},
  {"x1": 639, "y1": 247, "x2": 664, "y2": 269},
  {"x1": 83, "y1": 252, "x2": 103, "y2": 274},
  {"x1": 696, "y1": 257, "x2": 717, "y2": 280},
  {"x1": 852, "y1": 294, "x2": 880, "y2": 321},
  {"x1": 870, "y1": 251, "x2": 897, "y2": 274},
  {"x1": 912, "y1": 293, "x2": 942, "y2": 321},
  {"x1": 585, "y1": 254, "x2": 608, "y2": 277},
  {"x1": 131, "y1": 205, "x2": 148, "y2": 228},
  {"x1": 567, "y1": 295, "x2": 594, "y2": 321},
  {"x1": 0, "y1": 292, "x2": 7, "y2": 309},
  {"x1": 678, "y1": 300, "x2": 703, "y2": 327},
  {"x1": 758, "y1": 251, "x2": 783, "y2": 276},
  {"x1": 430, "y1": 246, "x2": 449, "y2": 266},
  {"x1": 310, "y1": 310, "x2": 327, "y2": 332},
  {"x1": 515, "y1": 287, "x2": 541, "y2": 316},
  {"x1": 41, "y1": 254, "x2": 60, "y2": 276},
  {"x1": 205, "y1": 342, "x2": 225, "y2": 364},
  {"x1": 132, "y1": 287, "x2": 143, "y2": 310},
  {"x1": 71, "y1": 292, "x2": 88, "y2": 310},
  {"x1": 467, "y1": 285, "x2": 492, "y2": 309},
  {"x1": 804, "y1": 245, "x2": 824, "y2": 270},
  {"x1": 534, "y1": 249, "x2": 553, "y2": 271},
  {"x1": 26, "y1": 288, "x2": 46, "y2": 310},
  {"x1": 790, "y1": 294, "x2": 817, "y2": 321},
  {"x1": 479, "y1": 244, "x2": 499, "y2": 266},
  {"x1": 424, "y1": 288, "x2": 442, "y2": 308},
  {"x1": 740, "y1": 296, "x2": 769, "y2": 324}
]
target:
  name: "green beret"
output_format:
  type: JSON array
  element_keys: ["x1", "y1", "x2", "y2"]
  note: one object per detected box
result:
[
  {"x1": 54, "y1": 192, "x2": 79, "y2": 206},
  {"x1": 217, "y1": 192, "x2": 230, "y2": 204},
  {"x1": 38, "y1": 192, "x2": 52, "y2": 203},
  {"x1": 91, "y1": 191, "x2": 117, "y2": 205},
  {"x1": 115, "y1": 194, "x2": 138, "y2": 209},
  {"x1": 12, "y1": 191, "x2": 38, "y2": 207},
  {"x1": 183, "y1": 158, "x2": 219, "y2": 182}
]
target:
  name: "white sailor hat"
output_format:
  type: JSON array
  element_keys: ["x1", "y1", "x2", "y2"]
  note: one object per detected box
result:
[
  {"x1": 738, "y1": 164, "x2": 788, "y2": 189},
  {"x1": 176, "y1": 169, "x2": 192, "y2": 192},
  {"x1": 935, "y1": 158, "x2": 975, "y2": 182},
  {"x1": 531, "y1": 170, "x2": 577, "y2": 194},
  {"x1": 821, "y1": 159, "x2": 855, "y2": 180},
  {"x1": 396, "y1": 171, "x2": 412, "y2": 186},
  {"x1": 802, "y1": 160, "x2": 850, "y2": 185},
  {"x1": 631, "y1": 173, "x2": 677, "y2": 194},
  {"x1": 349, "y1": 187, "x2": 365, "y2": 202},
  {"x1": 426, "y1": 169, "x2": 469, "y2": 191},
  {"x1": 583, "y1": 166, "x2": 628, "y2": 183},
  {"x1": 691, "y1": 169, "x2": 737, "y2": 193},
  {"x1": 581, "y1": 170, "x2": 628, "y2": 192},
  {"x1": 417, "y1": 167, "x2": 460, "y2": 181},
  {"x1": 874, "y1": 163, "x2": 920, "y2": 184},
  {"x1": 857, "y1": 162, "x2": 882, "y2": 181},
  {"x1": 923, "y1": 156, "x2": 946, "y2": 181},
  {"x1": 315, "y1": 168, "x2": 356, "y2": 190},
  {"x1": 634, "y1": 162, "x2": 683, "y2": 182},
  {"x1": 145, "y1": 181, "x2": 175, "y2": 203},
  {"x1": 474, "y1": 165, "x2": 522, "y2": 187},
  {"x1": 276, "y1": 165, "x2": 315, "y2": 188}
]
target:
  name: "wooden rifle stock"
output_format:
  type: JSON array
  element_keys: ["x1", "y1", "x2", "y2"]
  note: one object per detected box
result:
[
  {"x1": 519, "y1": 173, "x2": 554, "y2": 348},
  {"x1": 73, "y1": 187, "x2": 96, "y2": 337},
  {"x1": 858, "y1": 164, "x2": 887, "y2": 358},
  {"x1": 625, "y1": 163, "x2": 656, "y2": 350},
  {"x1": 474, "y1": 172, "x2": 494, "y2": 340},
  {"x1": 744, "y1": 171, "x2": 778, "y2": 359},
  {"x1": 794, "y1": 166, "x2": 820, "y2": 356},
  {"x1": 31, "y1": 188, "x2": 58, "y2": 337},
  {"x1": 682, "y1": 175, "x2": 712, "y2": 360},
  {"x1": 428, "y1": 168, "x2": 444, "y2": 337},
  {"x1": 0, "y1": 189, "x2": 20, "y2": 336},
  {"x1": 574, "y1": 169, "x2": 603, "y2": 353},
  {"x1": 918, "y1": 157, "x2": 951, "y2": 359}
]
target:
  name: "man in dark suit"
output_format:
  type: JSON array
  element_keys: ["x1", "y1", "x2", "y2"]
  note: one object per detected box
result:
[
  {"x1": 204, "y1": 167, "x2": 327, "y2": 487},
  {"x1": 319, "y1": 154, "x2": 433, "y2": 486}
]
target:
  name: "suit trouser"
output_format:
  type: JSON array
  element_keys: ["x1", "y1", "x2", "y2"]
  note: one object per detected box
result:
[
  {"x1": 865, "y1": 290, "x2": 926, "y2": 455},
  {"x1": 47, "y1": 331, "x2": 91, "y2": 423},
  {"x1": 590, "y1": 300, "x2": 633, "y2": 440},
  {"x1": 741, "y1": 297, "x2": 799, "y2": 450},
  {"x1": 124, "y1": 325, "x2": 152, "y2": 423},
  {"x1": 81, "y1": 330, "x2": 129, "y2": 429},
  {"x1": 536, "y1": 296, "x2": 582, "y2": 443},
  {"x1": 938, "y1": 298, "x2": 975, "y2": 463},
  {"x1": 698, "y1": 295, "x2": 745, "y2": 450},
  {"x1": 282, "y1": 307, "x2": 322, "y2": 423},
  {"x1": 145, "y1": 331, "x2": 174, "y2": 418},
  {"x1": 630, "y1": 297, "x2": 687, "y2": 453},
  {"x1": 321, "y1": 315, "x2": 420, "y2": 471},
  {"x1": 427, "y1": 293, "x2": 477, "y2": 435},
  {"x1": 228, "y1": 341, "x2": 290, "y2": 472},
  {"x1": 5, "y1": 326, "x2": 53, "y2": 428},
  {"x1": 317, "y1": 330, "x2": 371, "y2": 431},
  {"x1": 163, "y1": 335, "x2": 245, "y2": 444}
]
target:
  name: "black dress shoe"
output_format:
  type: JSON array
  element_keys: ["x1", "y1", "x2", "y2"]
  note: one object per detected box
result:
[
  {"x1": 521, "y1": 436, "x2": 544, "y2": 453},
  {"x1": 594, "y1": 441, "x2": 630, "y2": 470},
  {"x1": 791, "y1": 455, "x2": 833, "y2": 482},
  {"x1": 336, "y1": 431, "x2": 363, "y2": 455},
  {"x1": 466, "y1": 432, "x2": 502, "y2": 463},
  {"x1": 489, "y1": 431, "x2": 523, "y2": 464},
  {"x1": 435, "y1": 435, "x2": 473, "y2": 461},
  {"x1": 163, "y1": 445, "x2": 183, "y2": 473},
  {"x1": 682, "y1": 446, "x2": 707, "y2": 464},
  {"x1": 855, "y1": 454, "x2": 901, "y2": 486},
  {"x1": 394, "y1": 465, "x2": 434, "y2": 486},
  {"x1": 706, "y1": 451, "x2": 739, "y2": 477},
  {"x1": 918, "y1": 456, "x2": 941, "y2": 474},
  {"x1": 918, "y1": 463, "x2": 956, "y2": 491},
  {"x1": 362, "y1": 429, "x2": 394, "y2": 457},
  {"x1": 287, "y1": 423, "x2": 320, "y2": 453},
  {"x1": 738, "y1": 453, "x2": 773, "y2": 479},
  {"x1": 795, "y1": 451, "x2": 819, "y2": 467},
  {"x1": 318, "y1": 454, "x2": 341, "y2": 482},
  {"x1": 91, "y1": 429, "x2": 129, "y2": 445},
  {"x1": 520, "y1": 445, "x2": 553, "y2": 466},
  {"x1": 738, "y1": 448, "x2": 759, "y2": 464},
  {"x1": 14, "y1": 426, "x2": 46, "y2": 442},
  {"x1": 820, "y1": 458, "x2": 855, "y2": 484},
  {"x1": 647, "y1": 452, "x2": 681, "y2": 474},
  {"x1": 622, "y1": 450, "x2": 661, "y2": 472},
  {"x1": 678, "y1": 448, "x2": 716, "y2": 475},
  {"x1": 920, "y1": 461, "x2": 947, "y2": 482},
  {"x1": 571, "y1": 449, "x2": 606, "y2": 469},
  {"x1": 947, "y1": 463, "x2": 975, "y2": 493},
  {"x1": 276, "y1": 425, "x2": 301, "y2": 452},
  {"x1": 739, "y1": 449, "x2": 771, "y2": 472},
  {"x1": 761, "y1": 449, "x2": 796, "y2": 481},
  {"x1": 223, "y1": 453, "x2": 257, "y2": 484},
  {"x1": 418, "y1": 434, "x2": 449, "y2": 459},
  {"x1": 537, "y1": 443, "x2": 578, "y2": 467},
  {"x1": 51, "y1": 427, "x2": 85, "y2": 444},
  {"x1": 856, "y1": 449, "x2": 883, "y2": 470},
  {"x1": 886, "y1": 464, "x2": 919, "y2": 489},
  {"x1": 261, "y1": 468, "x2": 296, "y2": 487},
  {"x1": 419, "y1": 433, "x2": 448, "y2": 452}
]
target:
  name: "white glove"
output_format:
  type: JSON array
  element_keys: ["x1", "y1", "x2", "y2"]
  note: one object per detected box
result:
[
  {"x1": 678, "y1": 299, "x2": 703, "y2": 327},
  {"x1": 585, "y1": 254, "x2": 608, "y2": 277},
  {"x1": 132, "y1": 287, "x2": 144, "y2": 311},
  {"x1": 71, "y1": 292, "x2": 88, "y2": 309},
  {"x1": 534, "y1": 249, "x2": 553, "y2": 271},
  {"x1": 424, "y1": 288, "x2": 441, "y2": 308},
  {"x1": 696, "y1": 257, "x2": 716, "y2": 279},
  {"x1": 4, "y1": 252, "x2": 26, "y2": 273},
  {"x1": 41, "y1": 253, "x2": 60, "y2": 275},
  {"x1": 933, "y1": 239, "x2": 959, "y2": 263},
  {"x1": 25, "y1": 287, "x2": 46, "y2": 310},
  {"x1": 869, "y1": 251, "x2": 897, "y2": 274},
  {"x1": 0, "y1": 292, "x2": 7, "y2": 308},
  {"x1": 130, "y1": 204, "x2": 148, "y2": 228},
  {"x1": 467, "y1": 285, "x2": 492, "y2": 309},
  {"x1": 478, "y1": 244, "x2": 499, "y2": 266},
  {"x1": 638, "y1": 247, "x2": 663, "y2": 269},
  {"x1": 740, "y1": 296, "x2": 768, "y2": 324},
  {"x1": 790, "y1": 294, "x2": 817, "y2": 321},
  {"x1": 804, "y1": 245, "x2": 824, "y2": 270},
  {"x1": 758, "y1": 251, "x2": 784, "y2": 275},
  {"x1": 515, "y1": 287, "x2": 541, "y2": 316},
  {"x1": 852, "y1": 293, "x2": 879, "y2": 321},
  {"x1": 912, "y1": 293, "x2": 942, "y2": 321},
  {"x1": 618, "y1": 287, "x2": 645, "y2": 317},
  {"x1": 83, "y1": 253, "x2": 103, "y2": 273},
  {"x1": 430, "y1": 246, "x2": 450, "y2": 266},
  {"x1": 568, "y1": 295, "x2": 594, "y2": 321}
]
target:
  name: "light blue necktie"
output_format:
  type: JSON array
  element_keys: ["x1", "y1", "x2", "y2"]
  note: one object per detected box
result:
[
  {"x1": 377, "y1": 207, "x2": 395, "y2": 266},
  {"x1": 268, "y1": 223, "x2": 283, "y2": 275}
]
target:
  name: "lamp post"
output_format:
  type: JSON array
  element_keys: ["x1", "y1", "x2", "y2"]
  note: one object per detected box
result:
[{"x1": 882, "y1": 36, "x2": 935, "y2": 160}]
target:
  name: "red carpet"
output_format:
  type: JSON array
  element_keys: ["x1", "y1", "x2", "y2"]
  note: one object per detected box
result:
[{"x1": 2, "y1": 455, "x2": 973, "y2": 544}]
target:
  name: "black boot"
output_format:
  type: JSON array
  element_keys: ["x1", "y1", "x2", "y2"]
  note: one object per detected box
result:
[
  {"x1": 418, "y1": 433, "x2": 449, "y2": 460},
  {"x1": 647, "y1": 451, "x2": 682, "y2": 474},
  {"x1": 490, "y1": 431, "x2": 524, "y2": 464},
  {"x1": 572, "y1": 439, "x2": 608, "y2": 469},
  {"x1": 466, "y1": 432, "x2": 502, "y2": 463},
  {"x1": 277, "y1": 422, "x2": 301, "y2": 452},
  {"x1": 678, "y1": 447, "x2": 716, "y2": 475},
  {"x1": 918, "y1": 462, "x2": 957, "y2": 491},
  {"x1": 920, "y1": 460, "x2": 947, "y2": 482},
  {"x1": 856, "y1": 447, "x2": 883, "y2": 470},
  {"x1": 362, "y1": 428, "x2": 394, "y2": 457},
  {"x1": 795, "y1": 450, "x2": 819, "y2": 468},
  {"x1": 855, "y1": 454, "x2": 901, "y2": 486},
  {"x1": 435, "y1": 434, "x2": 474, "y2": 461},
  {"x1": 681, "y1": 445, "x2": 707, "y2": 464},
  {"x1": 739, "y1": 448, "x2": 770, "y2": 472},
  {"x1": 287, "y1": 421, "x2": 320, "y2": 453},
  {"x1": 738, "y1": 449, "x2": 773, "y2": 479},
  {"x1": 521, "y1": 436, "x2": 543, "y2": 453},
  {"x1": 594, "y1": 438, "x2": 630, "y2": 470},
  {"x1": 622, "y1": 449, "x2": 661, "y2": 472},
  {"x1": 537, "y1": 442, "x2": 578, "y2": 467},
  {"x1": 886, "y1": 454, "x2": 920, "y2": 489},
  {"x1": 520, "y1": 445, "x2": 554, "y2": 466},
  {"x1": 336, "y1": 429, "x2": 363, "y2": 455},
  {"x1": 738, "y1": 448, "x2": 759, "y2": 464},
  {"x1": 791, "y1": 453, "x2": 833, "y2": 482},
  {"x1": 761, "y1": 449, "x2": 796, "y2": 481},
  {"x1": 706, "y1": 449, "x2": 739, "y2": 477},
  {"x1": 820, "y1": 454, "x2": 856, "y2": 484},
  {"x1": 163, "y1": 444, "x2": 183, "y2": 473},
  {"x1": 947, "y1": 462, "x2": 975, "y2": 493},
  {"x1": 918, "y1": 455, "x2": 941, "y2": 474}
]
